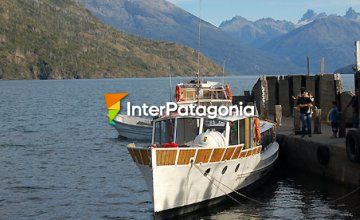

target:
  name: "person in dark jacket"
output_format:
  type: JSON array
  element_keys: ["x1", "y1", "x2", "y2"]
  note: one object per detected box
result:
[
  {"x1": 330, "y1": 101, "x2": 340, "y2": 138},
  {"x1": 297, "y1": 91, "x2": 313, "y2": 137}
]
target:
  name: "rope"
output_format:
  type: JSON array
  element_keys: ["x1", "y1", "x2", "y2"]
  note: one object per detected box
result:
[
  {"x1": 192, "y1": 163, "x2": 265, "y2": 205},
  {"x1": 191, "y1": 163, "x2": 247, "y2": 206},
  {"x1": 193, "y1": 162, "x2": 360, "y2": 208},
  {"x1": 331, "y1": 185, "x2": 360, "y2": 203}
]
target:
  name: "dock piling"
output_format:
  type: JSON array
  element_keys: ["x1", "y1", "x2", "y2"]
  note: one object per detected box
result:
[
  {"x1": 293, "y1": 107, "x2": 301, "y2": 134},
  {"x1": 313, "y1": 109, "x2": 322, "y2": 134},
  {"x1": 275, "y1": 105, "x2": 282, "y2": 126}
]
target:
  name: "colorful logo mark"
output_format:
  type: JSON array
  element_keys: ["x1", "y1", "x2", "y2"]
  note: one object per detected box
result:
[{"x1": 104, "y1": 93, "x2": 128, "y2": 125}]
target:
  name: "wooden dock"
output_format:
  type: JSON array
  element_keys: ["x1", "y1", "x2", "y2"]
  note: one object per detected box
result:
[{"x1": 233, "y1": 73, "x2": 360, "y2": 186}]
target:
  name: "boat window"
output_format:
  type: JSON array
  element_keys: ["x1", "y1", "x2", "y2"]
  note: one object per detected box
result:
[
  {"x1": 261, "y1": 127, "x2": 274, "y2": 147},
  {"x1": 153, "y1": 119, "x2": 175, "y2": 145},
  {"x1": 212, "y1": 90, "x2": 226, "y2": 100},
  {"x1": 183, "y1": 89, "x2": 196, "y2": 101},
  {"x1": 203, "y1": 118, "x2": 226, "y2": 135},
  {"x1": 204, "y1": 168, "x2": 211, "y2": 176},
  {"x1": 176, "y1": 118, "x2": 200, "y2": 146},
  {"x1": 235, "y1": 163, "x2": 240, "y2": 172},
  {"x1": 238, "y1": 119, "x2": 246, "y2": 145},
  {"x1": 249, "y1": 118, "x2": 254, "y2": 148},
  {"x1": 201, "y1": 89, "x2": 211, "y2": 99},
  {"x1": 222, "y1": 166, "x2": 228, "y2": 174},
  {"x1": 229, "y1": 121, "x2": 239, "y2": 146}
]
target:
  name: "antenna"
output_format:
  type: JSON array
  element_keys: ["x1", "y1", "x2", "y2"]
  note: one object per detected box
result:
[
  {"x1": 307, "y1": 56, "x2": 310, "y2": 75},
  {"x1": 169, "y1": 75, "x2": 173, "y2": 102},
  {"x1": 356, "y1": 41, "x2": 360, "y2": 72},
  {"x1": 196, "y1": 0, "x2": 202, "y2": 105},
  {"x1": 222, "y1": 58, "x2": 226, "y2": 85},
  {"x1": 320, "y1": 57, "x2": 325, "y2": 76},
  {"x1": 222, "y1": 57, "x2": 230, "y2": 85}
]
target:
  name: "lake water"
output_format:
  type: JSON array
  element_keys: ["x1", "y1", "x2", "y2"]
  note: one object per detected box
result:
[{"x1": 0, "y1": 75, "x2": 359, "y2": 219}]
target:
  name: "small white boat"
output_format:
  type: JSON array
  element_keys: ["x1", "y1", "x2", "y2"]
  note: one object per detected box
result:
[
  {"x1": 127, "y1": 113, "x2": 279, "y2": 217},
  {"x1": 113, "y1": 114, "x2": 152, "y2": 141}
]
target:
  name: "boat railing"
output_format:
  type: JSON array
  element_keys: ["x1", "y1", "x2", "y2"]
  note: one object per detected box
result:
[{"x1": 127, "y1": 144, "x2": 263, "y2": 167}]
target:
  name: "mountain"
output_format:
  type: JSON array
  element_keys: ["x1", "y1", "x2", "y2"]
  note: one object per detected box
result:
[
  {"x1": 79, "y1": 0, "x2": 302, "y2": 75},
  {"x1": 219, "y1": 16, "x2": 296, "y2": 47},
  {"x1": 262, "y1": 15, "x2": 360, "y2": 72},
  {"x1": 297, "y1": 9, "x2": 327, "y2": 26},
  {"x1": 344, "y1": 7, "x2": 360, "y2": 20},
  {"x1": 218, "y1": 9, "x2": 330, "y2": 47},
  {"x1": 335, "y1": 64, "x2": 354, "y2": 74},
  {"x1": 0, "y1": 0, "x2": 221, "y2": 80}
]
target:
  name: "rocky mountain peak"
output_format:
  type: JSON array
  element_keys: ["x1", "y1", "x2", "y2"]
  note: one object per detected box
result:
[
  {"x1": 345, "y1": 7, "x2": 360, "y2": 19},
  {"x1": 298, "y1": 9, "x2": 327, "y2": 26}
]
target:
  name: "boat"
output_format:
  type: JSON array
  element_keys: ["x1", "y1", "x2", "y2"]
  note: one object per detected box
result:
[
  {"x1": 112, "y1": 114, "x2": 152, "y2": 141},
  {"x1": 111, "y1": 80, "x2": 234, "y2": 141},
  {"x1": 126, "y1": 111, "x2": 279, "y2": 217}
]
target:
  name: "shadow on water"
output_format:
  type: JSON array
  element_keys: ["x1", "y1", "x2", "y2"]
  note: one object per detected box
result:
[{"x1": 163, "y1": 161, "x2": 360, "y2": 220}]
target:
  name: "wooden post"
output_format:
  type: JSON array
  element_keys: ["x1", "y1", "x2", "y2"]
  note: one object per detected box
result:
[
  {"x1": 293, "y1": 107, "x2": 301, "y2": 134},
  {"x1": 313, "y1": 109, "x2": 322, "y2": 134},
  {"x1": 274, "y1": 105, "x2": 282, "y2": 126},
  {"x1": 338, "y1": 112, "x2": 346, "y2": 138}
]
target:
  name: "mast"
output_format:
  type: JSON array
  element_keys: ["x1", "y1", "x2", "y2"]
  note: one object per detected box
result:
[{"x1": 196, "y1": 0, "x2": 202, "y2": 105}]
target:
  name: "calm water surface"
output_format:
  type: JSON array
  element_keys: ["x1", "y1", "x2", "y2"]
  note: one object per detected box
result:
[{"x1": 0, "y1": 75, "x2": 359, "y2": 219}]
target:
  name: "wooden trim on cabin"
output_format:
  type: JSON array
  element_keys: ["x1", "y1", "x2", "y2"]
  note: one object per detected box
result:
[
  {"x1": 156, "y1": 150, "x2": 177, "y2": 166},
  {"x1": 148, "y1": 145, "x2": 263, "y2": 167},
  {"x1": 195, "y1": 149, "x2": 213, "y2": 164},
  {"x1": 177, "y1": 149, "x2": 196, "y2": 165},
  {"x1": 139, "y1": 149, "x2": 150, "y2": 165},
  {"x1": 245, "y1": 118, "x2": 250, "y2": 149},
  {"x1": 210, "y1": 148, "x2": 225, "y2": 162},
  {"x1": 239, "y1": 150, "x2": 247, "y2": 158},
  {"x1": 257, "y1": 146, "x2": 262, "y2": 154},
  {"x1": 222, "y1": 147, "x2": 236, "y2": 161},
  {"x1": 134, "y1": 149, "x2": 143, "y2": 164},
  {"x1": 128, "y1": 148, "x2": 137, "y2": 163},
  {"x1": 231, "y1": 146, "x2": 243, "y2": 159}
]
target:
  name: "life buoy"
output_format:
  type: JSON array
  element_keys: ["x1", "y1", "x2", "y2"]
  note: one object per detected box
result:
[
  {"x1": 175, "y1": 85, "x2": 182, "y2": 102},
  {"x1": 326, "y1": 109, "x2": 332, "y2": 125},
  {"x1": 254, "y1": 118, "x2": 261, "y2": 144},
  {"x1": 175, "y1": 85, "x2": 183, "y2": 102},
  {"x1": 346, "y1": 130, "x2": 360, "y2": 163},
  {"x1": 162, "y1": 142, "x2": 179, "y2": 148},
  {"x1": 225, "y1": 84, "x2": 233, "y2": 100}
]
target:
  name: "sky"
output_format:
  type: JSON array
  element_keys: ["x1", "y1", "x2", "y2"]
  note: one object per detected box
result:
[{"x1": 168, "y1": 0, "x2": 360, "y2": 26}]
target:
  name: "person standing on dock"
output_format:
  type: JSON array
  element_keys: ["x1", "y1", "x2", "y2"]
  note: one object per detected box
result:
[
  {"x1": 297, "y1": 91, "x2": 313, "y2": 137},
  {"x1": 330, "y1": 101, "x2": 340, "y2": 138},
  {"x1": 345, "y1": 89, "x2": 359, "y2": 128}
]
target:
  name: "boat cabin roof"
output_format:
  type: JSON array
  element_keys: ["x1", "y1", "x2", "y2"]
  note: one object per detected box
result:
[
  {"x1": 178, "y1": 80, "x2": 224, "y2": 89},
  {"x1": 154, "y1": 112, "x2": 253, "y2": 123}
]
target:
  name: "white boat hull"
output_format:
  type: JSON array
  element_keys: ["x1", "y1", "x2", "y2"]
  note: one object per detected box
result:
[
  {"x1": 128, "y1": 141, "x2": 279, "y2": 216},
  {"x1": 113, "y1": 115, "x2": 152, "y2": 141}
]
